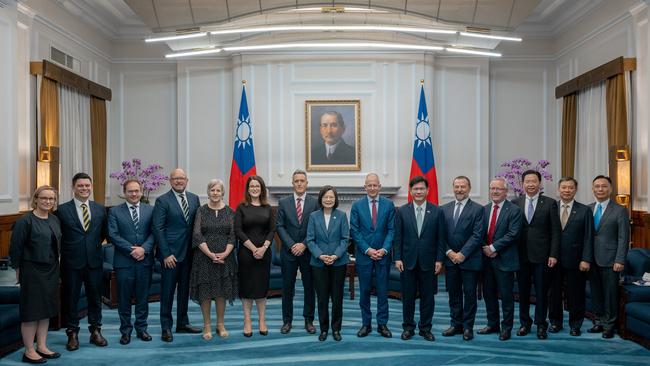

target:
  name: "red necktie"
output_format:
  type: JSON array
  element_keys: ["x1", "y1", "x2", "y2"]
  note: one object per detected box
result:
[
  {"x1": 487, "y1": 204, "x2": 500, "y2": 245},
  {"x1": 371, "y1": 199, "x2": 377, "y2": 228},
  {"x1": 296, "y1": 197, "x2": 303, "y2": 224}
]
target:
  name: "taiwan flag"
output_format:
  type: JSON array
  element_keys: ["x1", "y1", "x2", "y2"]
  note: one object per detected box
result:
[
  {"x1": 408, "y1": 85, "x2": 439, "y2": 204},
  {"x1": 229, "y1": 85, "x2": 257, "y2": 207}
]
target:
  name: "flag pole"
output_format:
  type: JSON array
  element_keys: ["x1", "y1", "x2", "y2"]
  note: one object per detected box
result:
[
  {"x1": 242, "y1": 80, "x2": 246, "y2": 85},
  {"x1": 420, "y1": 79, "x2": 424, "y2": 86}
]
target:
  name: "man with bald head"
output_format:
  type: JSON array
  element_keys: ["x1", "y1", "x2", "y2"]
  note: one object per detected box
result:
[{"x1": 153, "y1": 169, "x2": 201, "y2": 342}]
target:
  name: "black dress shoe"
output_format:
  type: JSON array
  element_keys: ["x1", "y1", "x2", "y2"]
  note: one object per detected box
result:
[
  {"x1": 587, "y1": 325, "x2": 604, "y2": 333},
  {"x1": 377, "y1": 325, "x2": 392, "y2": 338},
  {"x1": 305, "y1": 321, "x2": 316, "y2": 334},
  {"x1": 570, "y1": 328, "x2": 581, "y2": 336},
  {"x1": 243, "y1": 331, "x2": 253, "y2": 338},
  {"x1": 463, "y1": 329, "x2": 474, "y2": 341},
  {"x1": 65, "y1": 330, "x2": 79, "y2": 351},
  {"x1": 136, "y1": 331, "x2": 152, "y2": 341},
  {"x1": 332, "y1": 331, "x2": 342, "y2": 341},
  {"x1": 477, "y1": 326, "x2": 500, "y2": 335},
  {"x1": 499, "y1": 330, "x2": 511, "y2": 341},
  {"x1": 36, "y1": 350, "x2": 60, "y2": 359},
  {"x1": 442, "y1": 327, "x2": 463, "y2": 337},
  {"x1": 537, "y1": 327, "x2": 548, "y2": 340},
  {"x1": 161, "y1": 329, "x2": 173, "y2": 342},
  {"x1": 280, "y1": 323, "x2": 292, "y2": 334},
  {"x1": 176, "y1": 325, "x2": 202, "y2": 334},
  {"x1": 357, "y1": 325, "x2": 371, "y2": 337},
  {"x1": 89, "y1": 328, "x2": 108, "y2": 347},
  {"x1": 401, "y1": 329, "x2": 415, "y2": 340},
  {"x1": 516, "y1": 326, "x2": 531, "y2": 336},
  {"x1": 21, "y1": 354, "x2": 46, "y2": 364},
  {"x1": 318, "y1": 331, "x2": 328, "y2": 341},
  {"x1": 548, "y1": 324, "x2": 562, "y2": 333},
  {"x1": 602, "y1": 329, "x2": 615, "y2": 339},
  {"x1": 119, "y1": 334, "x2": 131, "y2": 345},
  {"x1": 418, "y1": 330, "x2": 435, "y2": 341},
  {"x1": 259, "y1": 329, "x2": 268, "y2": 336}
]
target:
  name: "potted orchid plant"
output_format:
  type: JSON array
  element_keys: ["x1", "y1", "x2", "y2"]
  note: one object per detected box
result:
[
  {"x1": 495, "y1": 158, "x2": 553, "y2": 195},
  {"x1": 110, "y1": 158, "x2": 167, "y2": 204}
]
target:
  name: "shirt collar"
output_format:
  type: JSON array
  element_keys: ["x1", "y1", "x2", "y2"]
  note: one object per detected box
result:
[
  {"x1": 367, "y1": 195, "x2": 379, "y2": 203},
  {"x1": 456, "y1": 197, "x2": 469, "y2": 206},
  {"x1": 174, "y1": 190, "x2": 186, "y2": 197},
  {"x1": 595, "y1": 198, "x2": 610, "y2": 209},
  {"x1": 414, "y1": 201, "x2": 426, "y2": 211},
  {"x1": 526, "y1": 193, "x2": 540, "y2": 201},
  {"x1": 293, "y1": 192, "x2": 305, "y2": 201},
  {"x1": 560, "y1": 199, "x2": 574, "y2": 207},
  {"x1": 74, "y1": 197, "x2": 89, "y2": 207}
]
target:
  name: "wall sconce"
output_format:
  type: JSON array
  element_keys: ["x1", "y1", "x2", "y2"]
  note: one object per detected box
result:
[
  {"x1": 612, "y1": 145, "x2": 630, "y2": 207},
  {"x1": 36, "y1": 146, "x2": 60, "y2": 190}
]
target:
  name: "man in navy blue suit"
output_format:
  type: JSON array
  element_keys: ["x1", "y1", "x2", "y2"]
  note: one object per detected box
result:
[
  {"x1": 440, "y1": 176, "x2": 484, "y2": 341},
  {"x1": 394, "y1": 175, "x2": 446, "y2": 342},
  {"x1": 55, "y1": 172, "x2": 108, "y2": 351},
  {"x1": 276, "y1": 169, "x2": 318, "y2": 334},
  {"x1": 108, "y1": 179, "x2": 155, "y2": 345},
  {"x1": 478, "y1": 177, "x2": 522, "y2": 341},
  {"x1": 153, "y1": 168, "x2": 201, "y2": 342},
  {"x1": 350, "y1": 173, "x2": 395, "y2": 338}
]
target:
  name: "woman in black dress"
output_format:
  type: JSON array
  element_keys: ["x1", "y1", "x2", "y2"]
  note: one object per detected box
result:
[
  {"x1": 9, "y1": 186, "x2": 62, "y2": 363},
  {"x1": 235, "y1": 175, "x2": 276, "y2": 337},
  {"x1": 190, "y1": 179, "x2": 237, "y2": 340}
]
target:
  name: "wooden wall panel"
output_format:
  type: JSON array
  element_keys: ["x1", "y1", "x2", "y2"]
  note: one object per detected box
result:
[
  {"x1": 0, "y1": 213, "x2": 23, "y2": 258},
  {"x1": 631, "y1": 210, "x2": 650, "y2": 249}
]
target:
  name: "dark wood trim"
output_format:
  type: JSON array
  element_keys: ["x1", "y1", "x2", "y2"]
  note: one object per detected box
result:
[
  {"x1": 631, "y1": 210, "x2": 650, "y2": 249},
  {"x1": 30, "y1": 60, "x2": 112, "y2": 101},
  {"x1": 555, "y1": 57, "x2": 637, "y2": 98},
  {"x1": 0, "y1": 213, "x2": 25, "y2": 258}
]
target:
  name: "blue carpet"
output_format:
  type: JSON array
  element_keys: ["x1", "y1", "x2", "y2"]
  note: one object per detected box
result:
[{"x1": 1, "y1": 278, "x2": 648, "y2": 365}]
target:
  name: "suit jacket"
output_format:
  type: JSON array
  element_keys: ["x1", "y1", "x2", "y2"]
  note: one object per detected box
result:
[
  {"x1": 559, "y1": 201, "x2": 594, "y2": 269},
  {"x1": 54, "y1": 199, "x2": 107, "y2": 269},
  {"x1": 153, "y1": 189, "x2": 200, "y2": 263},
  {"x1": 108, "y1": 202, "x2": 155, "y2": 268},
  {"x1": 513, "y1": 194, "x2": 561, "y2": 264},
  {"x1": 589, "y1": 200, "x2": 630, "y2": 267},
  {"x1": 306, "y1": 209, "x2": 350, "y2": 267},
  {"x1": 276, "y1": 194, "x2": 319, "y2": 261},
  {"x1": 350, "y1": 196, "x2": 395, "y2": 266},
  {"x1": 441, "y1": 199, "x2": 485, "y2": 271},
  {"x1": 393, "y1": 202, "x2": 446, "y2": 271},
  {"x1": 9, "y1": 212, "x2": 62, "y2": 267},
  {"x1": 482, "y1": 200, "x2": 521, "y2": 272},
  {"x1": 310, "y1": 140, "x2": 356, "y2": 165}
]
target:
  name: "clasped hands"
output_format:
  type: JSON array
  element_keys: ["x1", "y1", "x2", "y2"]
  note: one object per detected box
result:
[
  {"x1": 447, "y1": 251, "x2": 466, "y2": 264},
  {"x1": 291, "y1": 242, "x2": 307, "y2": 256},
  {"x1": 130, "y1": 246, "x2": 145, "y2": 261},
  {"x1": 366, "y1": 248, "x2": 386, "y2": 261},
  {"x1": 319, "y1": 254, "x2": 338, "y2": 266},
  {"x1": 207, "y1": 251, "x2": 229, "y2": 264},
  {"x1": 482, "y1": 245, "x2": 497, "y2": 258}
]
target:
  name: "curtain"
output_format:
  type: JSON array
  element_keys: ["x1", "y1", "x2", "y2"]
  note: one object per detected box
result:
[
  {"x1": 90, "y1": 97, "x2": 107, "y2": 205},
  {"x1": 39, "y1": 76, "x2": 59, "y2": 147},
  {"x1": 561, "y1": 94, "x2": 577, "y2": 178},
  {"x1": 59, "y1": 84, "x2": 93, "y2": 202},
  {"x1": 606, "y1": 74, "x2": 628, "y2": 147},
  {"x1": 575, "y1": 82, "x2": 608, "y2": 204}
]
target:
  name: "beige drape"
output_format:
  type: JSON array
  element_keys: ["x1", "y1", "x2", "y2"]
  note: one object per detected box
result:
[{"x1": 561, "y1": 94, "x2": 577, "y2": 178}]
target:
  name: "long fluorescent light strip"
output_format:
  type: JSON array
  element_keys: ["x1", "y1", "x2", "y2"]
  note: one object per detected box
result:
[
  {"x1": 146, "y1": 32, "x2": 207, "y2": 43},
  {"x1": 165, "y1": 48, "x2": 221, "y2": 58},
  {"x1": 222, "y1": 42, "x2": 444, "y2": 52},
  {"x1": 211, "y1": 25, "x2": 456, "y2": 35},
  {"x1": 460, "y1": 32, "x2": 521, "y2": 42},
  {"x1": 445, "y1": 47, "x2": 501, "y2": 57}
]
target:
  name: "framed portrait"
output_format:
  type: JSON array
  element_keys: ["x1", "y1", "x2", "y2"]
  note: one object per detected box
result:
[{"x1": 306, "y1": 100, "x2": 361, "y2": 171}]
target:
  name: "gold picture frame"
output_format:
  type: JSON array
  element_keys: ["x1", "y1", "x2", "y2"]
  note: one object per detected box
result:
[{"x1": 306, "y1": 100, "x2": 361, "y2": 171}]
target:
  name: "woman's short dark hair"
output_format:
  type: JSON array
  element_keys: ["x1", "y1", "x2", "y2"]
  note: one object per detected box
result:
[
  {"x1": 243, "y1": 175, "x2": 269, "y2": 206},
  {"x1": 317, "y1": 185, "x2": 339, "y2": 210}
]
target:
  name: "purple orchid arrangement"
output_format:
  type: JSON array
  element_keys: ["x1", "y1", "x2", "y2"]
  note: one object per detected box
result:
[
  {"x1": 109, "y1": 158, "x2": 167, "y2": 203},
  {"x1": 496, "y1": 158, "x2": 552, "y2": 195}
]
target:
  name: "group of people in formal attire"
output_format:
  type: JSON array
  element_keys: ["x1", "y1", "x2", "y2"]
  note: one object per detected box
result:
[{"x1": 9, "y1": 167, "x2": 630, "y2": 363}]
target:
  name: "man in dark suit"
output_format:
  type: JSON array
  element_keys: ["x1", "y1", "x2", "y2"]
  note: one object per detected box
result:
[
  {"x1": 153, "y1": 168, "x2": 201, "y2": 342},
  {"x1": 310, "y1": 111, "x2": 356, "y2": 165},
  {"x1": 513, "y1": 170, "x2": 561, "y2": 339},
  {"x1": 55, "y1": 172, "x2": 108, "y2": 351},
  {"x1": 440, "y1": 176, "x2": 484, "y2": 341},
  {"x1": 588, "y1": 175, "x2": 630, "y2": 339},
  {"x1": 394, "y1": 175, "x2": 446, "y2": 342},
  {"x1": 547, "y1": 177, "x2": 594, "y2": 336},
  {"x1": 350, "y1": 173, "x2": 395, "y2": 338},
  {"x1": 108, "y1": 179, "x2": 155, "y2": 345},
  {"x1": 478, "y1": 177, "x2": 522, "y2": 341},
  {"x1": 276, "y1": 169, "x2": 318, "y2": 334}
]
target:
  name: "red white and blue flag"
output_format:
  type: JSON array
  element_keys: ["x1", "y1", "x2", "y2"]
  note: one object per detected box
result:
[
  {"x1": 229, "y1": 85, "x2": 257, "y2": 207},
  {"x1": 408, "y1": 85, "x2": 439, "y2": 204}
]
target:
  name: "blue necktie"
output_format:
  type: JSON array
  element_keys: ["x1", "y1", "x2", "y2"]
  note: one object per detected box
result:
[
  {"x1": 453, "y1": 202, "x2": 461, "y2": 227},
  {"x1": 594, "y1": 203, "x2": 603, "y2": 230},
  {"x1": 527, "y1": 198, "x2": 534, "y2": 224}
]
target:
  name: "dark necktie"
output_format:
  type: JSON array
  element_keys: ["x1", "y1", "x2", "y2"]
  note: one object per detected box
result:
[
  {"x1": 81, "y1": 203, "x2": 90, "y2": 232},
  {"x1": 487, "y1": 204, "x2": 500, "y2": 245},
  {"x1": 371, "y1": 199, "x2": 377, "y2": 228},
  {"x1": 180, "y1": 193, "x2": 189, "y2": 222},
  {"x1": 130, "y1": 205, "x2": 139, "y2": 231},
  {"x1": 296, "y1": 197, "x2": 303, "y2": 224},
  {"x1": 453, "y1": 201, "x2": 462, "y2": 226}
]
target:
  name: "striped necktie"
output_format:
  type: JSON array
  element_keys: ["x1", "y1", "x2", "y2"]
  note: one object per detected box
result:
[
  {"x1": 130, "y1": 205, "x2": 139, "y2": 231},
  {"x1": 296, "y1": 197, "x2": 303, "y2": 224},
  {"x1": 179, "y1": 193, "x2": 190, "y2": 222},
  {"x1": 81, "y1": 203, "x2": 90, "y2": 232}
]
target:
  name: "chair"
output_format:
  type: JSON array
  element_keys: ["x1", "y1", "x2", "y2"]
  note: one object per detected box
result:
[{"x1": 619, "y1": 248, "x2": 650, "y2": 348}]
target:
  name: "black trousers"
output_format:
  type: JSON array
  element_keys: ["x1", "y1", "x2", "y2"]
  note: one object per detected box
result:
[
  {"x1": 116, "y1": 265, "x2": 152, "y2": 335},
  {"x1": 590, "y1": 265, "x2": 620, "y2": 331},
  {"x1": 482, "y1": 261, "x2": 515, "y2": 331},
  {"x1": 159, "y1": 258, "x2": 191, "y2": 331},
  {"x1": 548, "y1": 266, "x2": 587, "y2": 329},
  {"x1": 61, "y1": 265, "x2": 103, "y2": 332},
  {"x1": 401, "y1": 262, "x2": 436, "y2": 332},
  {"x1": 517, "y1": 261, "x2": 550, "y2": 329},
  {"x1": 445, "y1": 265, "x2": 478, "y2": 330},
  {"x1": 281, "y1": 253, "x2": 315, "y2": 324},
  {"x1": 312, "y1": 265, "x2": 346, "y2": 332}
]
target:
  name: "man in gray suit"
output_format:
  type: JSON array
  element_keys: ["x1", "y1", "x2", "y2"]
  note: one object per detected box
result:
[
  {"x1": 588, "y1": 175, "x2": 629, "y2": 339},
  {"x1": 108, "y1": 179, "x2": 155, "y2": 345}
]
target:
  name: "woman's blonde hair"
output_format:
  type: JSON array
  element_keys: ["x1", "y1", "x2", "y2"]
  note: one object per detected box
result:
[{"x1": 30, "y1": 185, "x2": 58, "y2": 210}]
